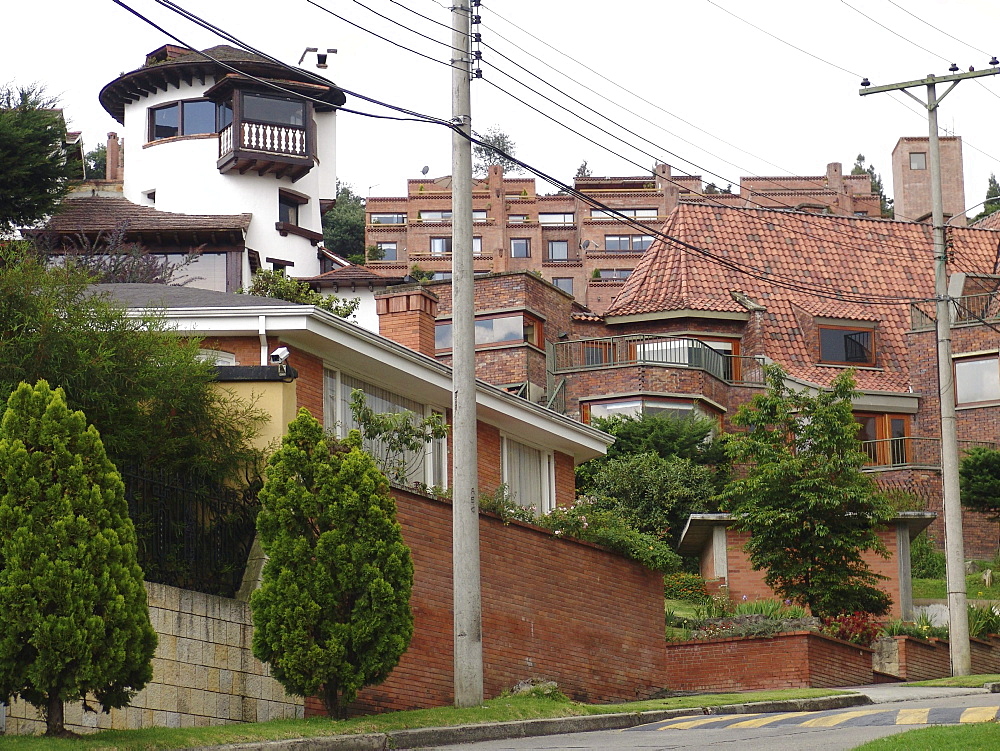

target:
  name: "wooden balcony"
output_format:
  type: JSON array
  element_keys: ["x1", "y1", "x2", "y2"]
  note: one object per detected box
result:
[{"x1": 217, "y1": 121, "x2": 313, "y2": 181}]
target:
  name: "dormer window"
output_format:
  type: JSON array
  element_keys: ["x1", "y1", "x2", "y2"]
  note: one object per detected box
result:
[{"x1": 819, "y1": 324, "x2": 875, "y2": 366}]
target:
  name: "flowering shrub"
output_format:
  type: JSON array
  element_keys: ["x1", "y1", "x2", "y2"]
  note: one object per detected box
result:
[
  {"x1": 663, "y1": 573, "x2": 710, "y2": 603},
  {"x1": 821, "y1": 612, "x2": 882, "y2": 646}
]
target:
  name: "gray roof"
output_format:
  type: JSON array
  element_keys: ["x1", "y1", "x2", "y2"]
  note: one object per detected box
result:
[{"x1": 91, "y1": 283, "x2": 304, "y2": 310}]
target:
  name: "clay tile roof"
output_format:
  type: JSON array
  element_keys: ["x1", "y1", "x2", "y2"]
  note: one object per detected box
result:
[
  {"x1": 298, "y1": 265, "x2": 405, "y2": 284},
  {"x1": 39, "y1": 197, "x2": 251, "y2": 237},
  {"x1": 971, "y1": 212, "x2": 1000, "y2": 231},
  {"x1": 605, "y1": 203, "x2": 1000, "y2": 393}
]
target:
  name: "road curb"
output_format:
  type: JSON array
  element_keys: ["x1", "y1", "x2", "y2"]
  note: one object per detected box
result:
[{"x1": 194, "y1": 692, "x2": 871, "y2": 751}]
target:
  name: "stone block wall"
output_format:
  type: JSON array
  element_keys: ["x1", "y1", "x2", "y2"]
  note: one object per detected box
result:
[{"x1": 4, "y1": 582, "x2": 302, "y2": 734}]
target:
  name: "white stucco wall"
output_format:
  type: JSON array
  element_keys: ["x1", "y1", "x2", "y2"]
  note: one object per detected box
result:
[{"x1": 120, "y1": 83, "x2": 337, "y2": 280}]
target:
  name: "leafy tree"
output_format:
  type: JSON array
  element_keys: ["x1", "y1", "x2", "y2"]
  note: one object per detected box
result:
[
  {"x1": 574, "y1": 160, "x2": 592, "y2": 179},
  {"x1": 586, "y1": 452, "x2": 715, "y2": 545},
  {"x1": 348, "y1": 389, "x2": 448, "y2": 485},
  {"x1": 240, "y1": 268, "x2": 360, "y2": 319},
  {"x1": 0, "y1": 84, "x2": 81, "y2": 233},
  {"x1": 84, "y1": 143, "x2": 107, "y2": 179},
  {"x1": 0, "y1": 242, "x2": 267, "y2": 481},
  {"x1": 321, "y1": 183, "x2": 365, "y2": 264},
  {"x1": 852, "y1": 154, "x2": 893, "y2": 218},
  {"x1": 251, "y1": 409, "x2": 414, "y2": 718},
  {"x1": 960, "y1": 446, "x2": 1000, "y2": 518},
  {"x1": 720, "y1": 366, "x2": 893, "y2": 616},
  {"x1": 972, "y1": 174, "x2": 1000, "y2": 223},
  {"x1": 473, "y1": 126, "x2": 523, "y2": 177},
  {"x1": 0, "y1": 381, "x2": 157, "y2": 736}
]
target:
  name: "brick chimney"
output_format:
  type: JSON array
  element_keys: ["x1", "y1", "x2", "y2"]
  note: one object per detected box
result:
[
  {"x1": 106, "y1": 132, "x2": 123, "y2": 182},
  {"x1": 376, "y1": 286, "x2": 439, "y2": 357}
]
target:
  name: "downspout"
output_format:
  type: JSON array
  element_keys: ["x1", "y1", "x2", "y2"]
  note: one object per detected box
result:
[{"x1": 258, "y1": 315, "x2": 268, "y2": 365}]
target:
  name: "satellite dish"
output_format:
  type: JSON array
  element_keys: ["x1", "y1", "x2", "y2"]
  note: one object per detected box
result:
[
  {"x1": 581, "y1": 240, "x2": 591, "y2": 249},
  {"x1": 421, "y1": 165, "x2": 430, "y2": 175}
]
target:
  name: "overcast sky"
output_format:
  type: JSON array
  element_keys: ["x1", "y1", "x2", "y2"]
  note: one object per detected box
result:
[{"x1": 7, "y1": 0, "x2": 1000, "y2": 216}]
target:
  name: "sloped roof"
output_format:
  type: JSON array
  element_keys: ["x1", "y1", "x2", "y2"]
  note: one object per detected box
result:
[
  {"x1": 38, "y1": 197, "x2": 251, "y2": 245},
  {"x1": 298, "y1": 265, "x2": 406, "y2": 285},
  {"x1": 605, "y1": 204, "x2": 1000, "y2": 393}
]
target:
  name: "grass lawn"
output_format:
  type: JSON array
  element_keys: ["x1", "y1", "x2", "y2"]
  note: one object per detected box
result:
[
  {"x1": 0, "y1": 688, "x2": 849, "y2": 750},
  {"x1": 913, "y1": 572, "x2": 1000, "y2": 601},
  {"x1": 853, "y1": 722, "x2": 1000, "y2": 749},
  {"x1": 664, "y1": 598, "x2": 701, "y2": 619},
  {"x1": 905, "y1": 674, "x2": 1000, "y2": 688}
]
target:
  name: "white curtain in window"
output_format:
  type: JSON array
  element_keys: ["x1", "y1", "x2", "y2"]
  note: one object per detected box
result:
[{"x1": 503, "y1": 437, "x2": 552, "y2": 514}]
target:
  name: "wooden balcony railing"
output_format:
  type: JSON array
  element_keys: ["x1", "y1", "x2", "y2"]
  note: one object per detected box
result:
[
  {"x1": 551, "y1": 334, "x2": 765, "y2": 385},
  {"x1": 218, "y1": 121, "x2": 308, "y2": 159}
]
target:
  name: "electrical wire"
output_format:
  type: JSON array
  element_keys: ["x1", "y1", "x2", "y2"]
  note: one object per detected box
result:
[{"x1": 122, "y1": 0, "x2": 996, "y2": 304}]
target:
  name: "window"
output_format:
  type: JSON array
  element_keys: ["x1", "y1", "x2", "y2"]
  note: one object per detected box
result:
[
  {"x1": 502, "y1": 436, "x2": 554, "y2": 515},
  {"x1": 431, "y1": 237, "x2": 452, "y2": 255},
  {"x1": 955, "y1": 355, "x2": 1000, "y2": 404},
  {"x1": 242, "y1": 92, "x2": 306, "y2": 126},
  {"x1": 597, "y1": 269, "x2": 631, "y2": 280},
  {"x1": 419, "y1": 210, "x2": 452, "y2": 221},
  {"x1": 604, "y1": 234, "x2": 654, "y2": 252},
  {"x1": 278, "y1": 190, "x2": 307, "y2": 226},
  {"x1": 472, "y1": 210, "x2": 487, "y2": 221},
  {"x1": 583, "y1": 398, "x2": 707, "y2": 423},
  {"x1": 511, "y1": 238, "x2": 530, "y2": 258},
  {"x1": 375, "y1": 242, "x2": 397, "y2": 261},
  {"x1": 508, "y1": 214, "x2": 528, "y2": 223},
  {"x1": 552, "y1": 277, "x2": 574, "y2": 295},
  {"x1": 910, "y1": 152, "x2": 927, "y2": 170},
  {"x1": 547, "y1": 240, "x2": 569, "y2": 260},
  {"x1": 855, "y1": 413, "x2": 909, "y2": 466},
  {"x1": 819, "y1": 325, "x2": 875, "y2": 365},
  {"x1": 538, "y1": 212, "x2": 574, "y2": 225},
  {"x1": 370, "y1": 213, "x2": 407, "y2": 224},
  {"x1": 329, "y1": 372, "x2": 447, "y2": 487},
  {"x1": 148, "y1": 99, "x2": 218, "y2": 141},
  {"x1": 217, "y1": 100, "x2": 233, "y2": 130},
  {"x1": 197, "y1": 349, "x2": 237, "y2": 365},
  {"x1": 473, "y1": 236, "x2": 484, "y2": 255},
  {"x1": 590, "y1": 208, "x2": 658, "y2": 219},
  {"x1": 435, "y1": 313, "x2": 543, "y2": 350},
  {"x1": 431, "y1": 272, "x2": 453, "y2": 281}
]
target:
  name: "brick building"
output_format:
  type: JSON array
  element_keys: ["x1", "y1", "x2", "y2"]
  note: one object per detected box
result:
[
  {"x1": 365, "y1": 162, "x2": 880, "y2": 314},
  {"x1": 378, "y1": 204, "x2": 1000, "y2": 558},
  {"x1": 891, "y1": 136, "x2": 967, "y2": 225}
]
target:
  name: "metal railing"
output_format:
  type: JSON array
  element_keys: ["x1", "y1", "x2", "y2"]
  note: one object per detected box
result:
[
  {"x1": 545, "y1": 378, "x2": 567, "y2": 414},
  {"x1": 122, "y1": 464, "x2": 260, "y2": 598},
  {"x1": 911, "y1": 290, "x2": 1000, "y2": 330},
  {"x1": 860, "y1": 437, "x2": 996, "y2": 469},
  {"x1": 551, "y1": 334, "x2": 766, "y2": 385}
]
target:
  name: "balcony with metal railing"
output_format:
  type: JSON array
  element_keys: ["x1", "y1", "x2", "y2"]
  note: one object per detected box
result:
[
  {"x1": 911, "y1": 290, "x2": 1000, "y2": 331},
  {"x1": 550, "y1": 334, "x2": 766, "y2": 386},
  {"x1": 860, "y1": 437, "x2": 996, "y2": 470}
]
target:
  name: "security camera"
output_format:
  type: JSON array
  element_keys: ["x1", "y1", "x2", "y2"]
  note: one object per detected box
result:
[{"x1": 269, "y1": 347, "x2": 290, "y2": 364}]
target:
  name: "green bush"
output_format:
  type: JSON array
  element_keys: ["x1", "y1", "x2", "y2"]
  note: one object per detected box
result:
[
  {"x1": 911, "y1": 532, "x2": 946, "y2": 579},
  {"x1": 663, "y1": 573, "x2": 710, "y2": 603}
]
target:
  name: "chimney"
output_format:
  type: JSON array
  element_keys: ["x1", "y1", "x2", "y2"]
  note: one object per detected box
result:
[
  {"x1": 826, "y1": 162, "x2": 844, "y2": 193},
  {"x1": 106, "y1": 132, "x2": 123, "y2": 182},
  {"x1": 375, "y1": 286, "x2": 439, "y2": 357}
]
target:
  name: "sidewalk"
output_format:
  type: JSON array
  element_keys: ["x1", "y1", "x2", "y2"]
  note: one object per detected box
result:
[{"x1": 198, "y1": 684, "x2": 996, "y2": 751}]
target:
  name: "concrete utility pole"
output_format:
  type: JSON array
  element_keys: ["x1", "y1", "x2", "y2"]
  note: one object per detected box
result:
[
  {"x1": 450, "y1": 0, "x2": 484, "y2": 707},
  {"x1": 861, "y1": 63, "x2": 1000, "y2": 676}
]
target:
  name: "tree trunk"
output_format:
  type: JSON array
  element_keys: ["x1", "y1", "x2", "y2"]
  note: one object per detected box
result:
[
  {"x1": 45, "y1": 695, "x2": 64, "y2": 736},
  {"x1": 322, "y1": 683, "x2": 346, "y2": 720}
]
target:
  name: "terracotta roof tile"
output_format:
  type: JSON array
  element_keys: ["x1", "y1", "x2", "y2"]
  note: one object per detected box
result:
[
  {"x1": 41, "y1": 197, "x2": 251, "y2": 235},
  {"x1": 606, "y1": 204, "x2": 1000, "y2": 393},
  {"x1": 299, "y1": 266, "x2": 405, "y2": 284}
]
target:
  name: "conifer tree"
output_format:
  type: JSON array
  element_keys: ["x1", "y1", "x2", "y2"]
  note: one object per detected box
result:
[
  {"x1": 0, "y1": 381, "x2": 156, "y2": 736},
  {"x1": 251, "y1": 408, "x2": 414, "y2": 718}
]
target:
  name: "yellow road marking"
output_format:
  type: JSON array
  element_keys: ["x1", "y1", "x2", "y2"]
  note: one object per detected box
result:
[
  {"x1": 960, "y1": 706, "x2": 999, "y2": 723},
  {"x1": 895, "y1": 708, "x2": 930, "y2": 725},
  {"x1": 659, "y1": 714, "x2": 754, "y2": 730},
  {"x1": 799, "y1": 709, "x2": 886, "y2": 727},
  {"x1": 726, "y1": 711, "x2": 812, "y2": 728}
]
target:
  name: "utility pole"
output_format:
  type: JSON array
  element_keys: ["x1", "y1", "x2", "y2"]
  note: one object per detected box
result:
[
  {"x1": 450, "y1": 0, "x2": 483, "y2": 707},
  {"x1": 861, "y1": 62, "x2": 1000, "y2": 676}
]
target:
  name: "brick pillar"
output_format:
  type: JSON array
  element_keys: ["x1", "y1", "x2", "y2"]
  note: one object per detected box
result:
[
  {"x1": 375, "y1": 286, "x2": 439, "y2": 356},
  {"x1": 106, "y1": 132, "x2": 123, "y2": 182}
]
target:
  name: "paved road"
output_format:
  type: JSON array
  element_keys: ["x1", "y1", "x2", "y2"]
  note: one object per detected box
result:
[{"x1": 420, "y1": 693, "x2": 1000, "y2": 751}]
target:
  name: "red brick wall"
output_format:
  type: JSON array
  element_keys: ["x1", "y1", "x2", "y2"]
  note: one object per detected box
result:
[
  {"x1": 711, "y1": 527, "x2": 906, "y2": 619},
  {"x1": 894, "y1": 636, "x2": 951, "y2": 681},
  {"x1": 664, "y1": 632, "x2": 873, "y2": 691},
  {"x1": 305, "y1": 488, "x2": 668, "y2": 715}
]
